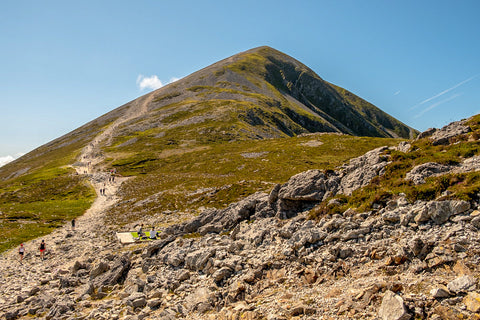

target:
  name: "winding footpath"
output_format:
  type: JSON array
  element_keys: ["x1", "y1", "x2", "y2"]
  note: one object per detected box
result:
[{"x1": 0, "y1": 94, "x2": 153, "y2": 311}]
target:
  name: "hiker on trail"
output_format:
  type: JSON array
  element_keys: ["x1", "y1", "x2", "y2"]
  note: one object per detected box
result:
[
  {"x1": 138, "y1": 224, "x2": 145, "y2": 238},
  {"x1": 39, "y1": 240, "x2": 46, "y2": 260},
  {"x1": 71, "y1": 219, "x2": 76, "y2": 231},
  {"x1": 19, "y1": 243, "x2": 25, "y2": 263},
  {"x1": 150, "y1": 226, "x2": 157, "y2": 239}
]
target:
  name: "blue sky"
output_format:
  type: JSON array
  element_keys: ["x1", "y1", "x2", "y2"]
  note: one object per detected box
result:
[{"x1": 1, "y1": 0, "x2": 479, "y2": 165}]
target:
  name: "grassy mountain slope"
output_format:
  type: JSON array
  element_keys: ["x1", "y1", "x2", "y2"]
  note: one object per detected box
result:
[
  {"x1": 0, "y1": 46, "x2": 416, "y2": 252},
  {"x1": 310, "y1": 115, "x2": 480, "y2": 220}
]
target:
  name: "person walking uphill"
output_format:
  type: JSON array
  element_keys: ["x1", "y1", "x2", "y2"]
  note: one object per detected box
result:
[
  {"x1": 19, "y1": 243, "x2": 25, "y2": 263},
  {"x1": 39, "y1": 240, "x2": 46, "y2": 260}
]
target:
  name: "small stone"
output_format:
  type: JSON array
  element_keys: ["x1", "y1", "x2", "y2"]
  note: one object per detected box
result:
[
  {"x1": 430, "y1": 287, "x2": 450, "y2": 299},
  {"x1": 178, "y1": 270, "x2": 190, "y2": 282},
  {"x1": 463, "y1": 292, "x2": 480, "y2": 312},
  {"x1": 147, "y1": 298, "x2": 162, "y2": 309},
  {"x1": 212, "y1": 267, "x2": 233, "y2": 283},
  {"x1": 471, "y1": 216, "x2": 480, "y2": 228},
  {"x1": 28, "y1": 286, "x2": 40, "y2": 296},
  {"x1": 132, "y1": 297, "x2": 147, "y2": 308}
]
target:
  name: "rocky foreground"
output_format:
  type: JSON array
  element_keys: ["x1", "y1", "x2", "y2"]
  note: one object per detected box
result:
[{"x1": 2, "y1": 119, "x2": 480, "y2": 319}]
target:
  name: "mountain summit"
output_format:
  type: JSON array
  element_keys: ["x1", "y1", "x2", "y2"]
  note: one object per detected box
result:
[{"x1": 97, "y1": 46, "x2": 416, "y2": 143}]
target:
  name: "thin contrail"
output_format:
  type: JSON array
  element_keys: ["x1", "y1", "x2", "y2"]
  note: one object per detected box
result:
[
  {"x1": 414, "y1": 93, "x2": 462, "y2": 119},
  {"x1": 410, "y1": 74, "x2": 478, "y2": 110}
]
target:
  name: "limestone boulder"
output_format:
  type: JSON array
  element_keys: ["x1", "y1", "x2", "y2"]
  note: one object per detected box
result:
[{"x1": 378, "y1": 290, "x2": 411, "y2": 320}]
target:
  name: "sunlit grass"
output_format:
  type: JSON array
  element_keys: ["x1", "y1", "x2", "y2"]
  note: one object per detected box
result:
[{"x1": 103, "y1": 134, "x2": 401, "y2": 226}]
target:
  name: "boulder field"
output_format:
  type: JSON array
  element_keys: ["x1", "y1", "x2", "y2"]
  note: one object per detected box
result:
[{"x1": 2, "y1": 119, "x2": 480, "y2": 319}]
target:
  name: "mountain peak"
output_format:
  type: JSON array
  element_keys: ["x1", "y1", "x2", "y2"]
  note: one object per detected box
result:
[{"x1": 103, "y1": 46, "x2": 416, "y2": 145}]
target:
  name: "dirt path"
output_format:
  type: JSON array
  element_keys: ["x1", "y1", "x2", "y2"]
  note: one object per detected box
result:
[{"x1": 0, "y1": 94, "x2": 154, "y2": 307}]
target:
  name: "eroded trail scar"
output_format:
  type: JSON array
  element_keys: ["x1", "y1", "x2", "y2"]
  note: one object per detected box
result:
[
  {"x1": 0, "y1": 94, "x2": 154, "y2": 300},
  {"x1": 72, "y1": 93, "x2": 154, "y2": 231}
]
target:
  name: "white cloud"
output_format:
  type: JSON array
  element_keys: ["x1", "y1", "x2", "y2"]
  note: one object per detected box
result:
[
  {"x1": 394, "y1": 90, "x2": 401, "y2": 96},
  {"x1": 136, "y1": 75, "x2": 182, "y2": 91},
  {"x1": 0, "y1": 155, "x2": 15, "y2": 167},
  {"x1": 136, "y1": 75, "x2": 164, "y2": 91}
]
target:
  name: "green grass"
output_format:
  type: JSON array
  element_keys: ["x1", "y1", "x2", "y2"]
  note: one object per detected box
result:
[
  {"x1": 0, "y1": 120, "x2": 104, "y2": 253},
  {"x1": 0, "y1": 196, "x2": 94, "y2": 252},
  {"x1": 0, "y1": 171, "x2": 95, "y2": 252},
  {"x1": 103, "y1": 133, "x2": 401, "y2": 226}
]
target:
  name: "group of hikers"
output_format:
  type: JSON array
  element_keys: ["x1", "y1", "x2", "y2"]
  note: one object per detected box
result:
[
  {"x1": 136, "y1": 224, "x2": 159, "y2": 240},
  {"x1": 18, "y1": 239, "x2": 47, "y2": 263},
  {"x1": 99, "y1": 169, "x2": 118, "y2": 196},
  {"x1": 18, "y1": 219, "x2": 76, "y2": 263}
]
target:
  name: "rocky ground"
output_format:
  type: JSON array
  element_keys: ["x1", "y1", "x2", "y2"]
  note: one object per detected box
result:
[{"x1": 2, "y1": 119, "x2": 480, "y2": 319}]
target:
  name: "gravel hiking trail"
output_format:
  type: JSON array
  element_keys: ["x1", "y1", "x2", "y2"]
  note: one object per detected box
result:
[{"x1": 0, "y1": 94, "x2": 153, "y2": 307}]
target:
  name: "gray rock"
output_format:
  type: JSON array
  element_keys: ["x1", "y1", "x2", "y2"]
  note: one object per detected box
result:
[
  {"x1": 413, "y1": 201, "x2": 461, "y2": 225},
  {"x1": 4, "y1": 310, "x2": 18, "y2": 320},
  {"x1": 429, "y1": 201, "x2": 453, "y2": 224},
  {"x1": 447, "y1": 275, "x2": 477, "y2": 293},
  {"x1": 92, "y1": 254, "x2": 131, "y2": 287},
  {"x1": 430, "y1": 287, "x2": 450, "y2": 298},
  {"x1": 71, "y1": 260, "x2": 86, "y2": 273},
  {"x1": 416, "y1": 127, "x2": 436, "y2": 140},
  {"x1": 45, "y1": 302, "x2": 73, "y2": 320},
  {"x1": 429, "y1": 120, "x2": 471, "y2": 145},
  {"x1": 378, "y1": 290, "x2": 411, "y2": 320},
  {"x1": 275, "y1": 170, "x2": 341, "y2": 218},
  {"x1": 405, "y1": 162, "x2": 452, "y2": 185},
  {"x1": 147, "y1": 298, "x2": 162, "y2": 309},
  {"x1": 90, "y1": 261, "x2": 110, "y2": 278},
  {"x1": 458, "y1": 156, "x2": 480, "y2": 173},
  {"x1": 339, "y1": 146, "x2": 389, "y2": 195},
  {"x1": 277, "y1": 170, "x2": 333, "y2": 201},
  {"x1": 177, "y1": 270, "x2": 190, "y2": 282},
  {"x1": 471, "y1": 216, "x2": 480, "y2": 228},
  {"x1": 132, "y1": 297, "x2": 147, "y2": 308},
  {"x1": 165, "y1": 249, "x2": 186, "y2": 267},
  {"x1": 184, "y1": 287, "x2": 215, "y2": 312},
  {"x1": 450, "y1": 200, "x2": 471, "y2": 215},
  {"x1": 383, "y1": 210, "x2": 401, "y2": 223},
  {"x1": 185, "y1": 248, "x2": 215, "y2": 271},
  {"x1": 408, "y1": 237, "x2": 424, "y2": 257},
  {"x1": 396, "y1": 141, "x2": 411, "y2": 153},
  {"x1": 28, "y1": 286, "x2": 40, "y2": 296},
  {"x1": 142, "y1": 236, "x2": 176, "y2": 258},
  {"x1": 212, "y1": 266, "x2": 233, "y2": 283},
  {"x1": 289, "y1": 228, "x2": 325, "y2": 249}
]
